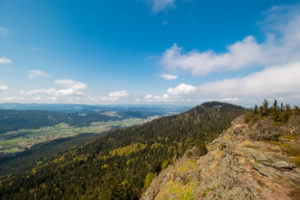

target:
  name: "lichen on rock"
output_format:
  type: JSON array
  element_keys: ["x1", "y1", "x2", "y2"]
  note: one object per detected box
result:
[{"x1": 141, "y1": 115, "x2": 300, "y2": 200}]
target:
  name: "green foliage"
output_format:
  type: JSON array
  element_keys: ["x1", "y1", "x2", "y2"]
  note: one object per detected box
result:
[
  {"x1": 161, "y1": 160, "x2": 171, "y2": 170},
  {"x1": 0, "y1": 133, "x2": 102, "y2": 176},
  {"x1": 262, "y1": 99, "x2": 269, "y2": 116},
  {"x1": 245, "y1": 99, "x2": 299, "y2": 125},
  {"x1": 0, "y1": 102, "x2": 245, "y2": 199},
  {"x1": 144, "y1": 172, "x2": 156, "y2": 189},
  {"x1": 195, "y1": 132, "x2": 208, "y2": 155},
  {"x1": 109, "y1": 142, "x2": 147, "y2": 157},
  {"x1": 156, "y1": 180, "x2": 195, "y2": 200}
]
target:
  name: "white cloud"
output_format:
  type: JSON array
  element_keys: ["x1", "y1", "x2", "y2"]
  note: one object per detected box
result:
[
  {"x1": 54, "y1": 79, "x2": 86, "y2": 91},
  {"x1": 102, "y1": 90, "x2": 128, "y2": 101},
  {"x1": 22, "y1": 79, "x2": 87, "y2": 96},
  {"x1": 48, "y1": 97, "x2": 57, "y2": 101},
  {"x1": 0, "y1": 85, "x2": 8, "y2": 91},
  {"x1": 154, "y1": 62, "x2": 300, "y2": 105},
  {"x1": 108, "y1": 90, "x2": 128, "y2": 98},
  {"x1": 160, "y1": 4, "x2": 300, "y2": 76},
  {"x1": 167, "y1": 83, "x2": 196, "y2": 96},
  {"x1": 33, "y1": 96, "x2": 41, "y2": 101},
  {"x1": 162, "y1": 94, "x2": 169, "y2": 99},
  {"x1": 145, "y1": 94, "x2": 153, "y2": 99},
  {"x1": 150, "y1": 62, "x2": 300, "y2": 105},
  {"x1": 0, "y1": 56, "x2": 12, "y2": 64},
  {"x1": 197, "y1": 62, "x2": 300, "y2": 97},
  {"x1": 160, "y1": 73, "x2": 178, "y2": 80},
  {"x1": 143, "y1": 84, "x2": 196, "y2": 103},
  {"x1": 147, "y1": 0, "x2": 175, "y2": 13},
  {"x1": 28, "y1": 70, "x2": 51, "y2": 79},
  {"x1": 0, "y1": 27, "x2": 8, "y2": 35},
  {"x1": 144, "y1": 93, "x2": 179, "y2": 102}
]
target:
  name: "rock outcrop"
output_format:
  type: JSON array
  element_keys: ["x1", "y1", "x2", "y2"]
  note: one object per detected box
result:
[{"x1": 141, "y1": 116, "x2": 300, "y2": 200}]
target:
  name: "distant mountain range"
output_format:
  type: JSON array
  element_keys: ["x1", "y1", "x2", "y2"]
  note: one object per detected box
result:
[{"x1": 0, "y1": 103, "x2": 191, "y2": 113}]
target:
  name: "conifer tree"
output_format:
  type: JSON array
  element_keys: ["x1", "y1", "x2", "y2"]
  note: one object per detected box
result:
[
  {"x1": 254, "y1": 105, "x2": 258, "y2": 115},
  {"x1": 262, "y1": 99, "x2": 269, "y2": 116}
]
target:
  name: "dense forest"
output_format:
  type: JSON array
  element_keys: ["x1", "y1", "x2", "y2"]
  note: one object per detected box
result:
[
  {"x1": 0, "y1": 102, "x2": 245, "y2": 199},
  {"x1": 0, "y1": 133, "x2": 103, "y2": 176}
]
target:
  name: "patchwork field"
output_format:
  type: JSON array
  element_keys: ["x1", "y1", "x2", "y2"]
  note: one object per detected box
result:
[{"x1": 0, "y1": 116, "x2": 159, "y2": 154}]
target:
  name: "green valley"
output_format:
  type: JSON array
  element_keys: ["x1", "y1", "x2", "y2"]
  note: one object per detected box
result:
[{"x1": 0, "y1": 116, "x2": 158, "y2": 154}]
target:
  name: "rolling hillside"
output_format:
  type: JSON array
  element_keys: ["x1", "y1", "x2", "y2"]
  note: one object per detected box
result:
[{"x1": 0, "y1": 102, "x2": 245, "y2": 199}]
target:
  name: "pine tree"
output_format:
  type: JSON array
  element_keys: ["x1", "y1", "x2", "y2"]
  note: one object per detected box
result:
[
  {"x1": 273, "y1": 99, "x2": 278, "y2": 110},
  {"x1": 262, "y1": 99, "x2": 269, "y2": 116},
  {"x1": 254, "y1": 105, "x2": 258, "y2": 115},
  {"x1": 283, "y1": 104, "x2": 292, "y2": 122},
  {"x1": 280, "y1": 102, "x2": 284, "y2": 112},
  {"x1": 272, "y1": 100, "x2": 280, "y2": 122}
]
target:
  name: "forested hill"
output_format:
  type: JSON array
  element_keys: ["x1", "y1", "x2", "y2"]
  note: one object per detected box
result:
[
  {"x1": 0, "y1": 102, "x2": 246, "y2": 200},
  {"x1": 142, "y1": 101, "x2": 300, "y2": 200}
]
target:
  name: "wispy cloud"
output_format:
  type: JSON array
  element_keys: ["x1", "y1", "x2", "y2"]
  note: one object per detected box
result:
[
  {"x1": 0, "y1": 27, "x2": 8, "y2": 35},
  {"x1": 146, "y1": 0, "x2": 175, "y2": 13},
  {"x1": 160, "y1": 73, "x2": 178, "y2": 80},
  {"x1": 28, "y1": 70, "x2": 51, "y2": 79},
  {"x1": 0, "y1": 56, "x2": 12, "y2": 64},
  {"x1": 21, "y1": 79, "x2": 87, "y2": 96},
  {"x1": 160, "y1": 4, "x2": 300, "y2": 75},
  {"x1": 108, "y1": 90, "x2": 128, "y2": 97}
]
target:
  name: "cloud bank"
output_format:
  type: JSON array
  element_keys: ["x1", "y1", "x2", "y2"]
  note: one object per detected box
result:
[
  {"x1": 146, "y1": 62, "x2": 300, "y2": 104},
  {"x1": 197, "y1": 62, "x2": 300, "y2": 97}
]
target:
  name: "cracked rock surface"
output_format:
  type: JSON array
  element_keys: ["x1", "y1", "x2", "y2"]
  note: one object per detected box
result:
[{"x1": 141, "y1": 116, "x2": 300, "y2": 200}]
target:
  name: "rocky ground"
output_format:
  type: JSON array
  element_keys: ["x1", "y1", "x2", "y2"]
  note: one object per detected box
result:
[{"x1": 141, "y1": 116, "x2": 300, "y2": 200}]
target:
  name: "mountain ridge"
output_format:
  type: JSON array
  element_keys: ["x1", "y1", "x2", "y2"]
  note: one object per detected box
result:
[{"x1": 142, "y1": 107, "x2": 300, "y2": 200}]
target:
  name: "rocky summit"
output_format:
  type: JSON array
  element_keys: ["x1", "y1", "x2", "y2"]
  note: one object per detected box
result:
[{"x1": 141, "y1": 115, "x2": 300, "y2": 200}]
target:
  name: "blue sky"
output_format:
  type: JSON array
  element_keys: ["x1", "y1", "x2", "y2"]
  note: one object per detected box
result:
[{"x1": 0, "y1": 0, "x2": 300, "y2": 106}]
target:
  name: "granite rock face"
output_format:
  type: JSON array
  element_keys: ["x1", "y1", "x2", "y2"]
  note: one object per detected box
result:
[{"x1": 141, "y1": 116, "x2": 300, "y2": 200}]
